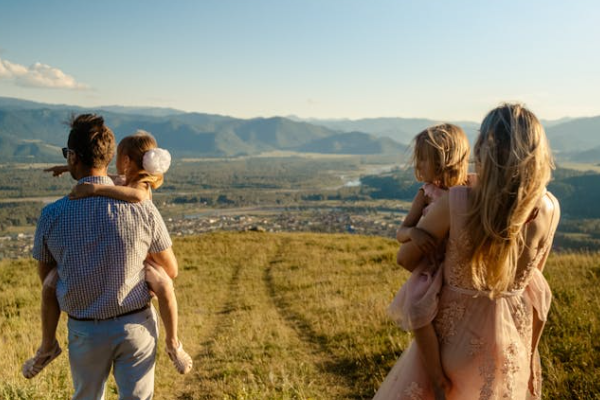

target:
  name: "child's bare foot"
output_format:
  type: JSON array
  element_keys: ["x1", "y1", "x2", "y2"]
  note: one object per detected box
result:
[
  {"x1": 166, "y1": 342, "x2": 193, "y2": 374},
  {"x1": 22, "y1": 340, "x2": 62, "y2": 379}
]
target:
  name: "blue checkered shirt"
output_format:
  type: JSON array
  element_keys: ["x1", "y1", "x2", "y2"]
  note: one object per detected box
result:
[{"x1": 33, "y1": 175, "x2": 172, "y2": 319}]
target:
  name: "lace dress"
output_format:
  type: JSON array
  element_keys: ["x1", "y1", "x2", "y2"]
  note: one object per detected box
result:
[
  {"x1": 374, "y1": 186, "x2": 557, "y2": 400},
  {"x1": 388, "y1": 183, "x2": 447, "y2": 331}
]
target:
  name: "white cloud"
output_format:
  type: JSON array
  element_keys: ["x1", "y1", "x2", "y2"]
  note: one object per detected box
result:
[{"x1": 0, "y1": 57, "x2": 89, "y2": 90}]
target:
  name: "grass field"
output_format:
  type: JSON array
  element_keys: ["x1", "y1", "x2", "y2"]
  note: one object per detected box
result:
[{"x1": 0, "y1": 232, "x2": 598, "y2": 399}]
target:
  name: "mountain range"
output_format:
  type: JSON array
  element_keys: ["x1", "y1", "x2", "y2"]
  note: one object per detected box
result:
[
  {"x1": 294, "y1": 116, "x2": 600, "y2": 162},
  {"x1": 0, "y1": 97, "x2": 598, "y2": 162},
  {"x1": 0, "y1": 97, "x2": 410, "y2": 162}
]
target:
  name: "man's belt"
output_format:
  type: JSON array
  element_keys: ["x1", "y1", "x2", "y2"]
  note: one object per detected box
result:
[{"x1": 68, "y1": 303, "x2": 150, "y2": 321}]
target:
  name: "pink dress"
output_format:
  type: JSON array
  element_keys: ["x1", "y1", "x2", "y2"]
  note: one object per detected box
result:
[
  {"x1": 374, "y1": 186, "x2": 557, "y2": 400},
  {"x1": 388, "y1": 182, "x2": 447, "y2": 331}
]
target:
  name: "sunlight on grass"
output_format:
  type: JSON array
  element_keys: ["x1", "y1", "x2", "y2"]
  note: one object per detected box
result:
[{"x1": 0, "y1": 233, "x2": 597, "y2": 399}]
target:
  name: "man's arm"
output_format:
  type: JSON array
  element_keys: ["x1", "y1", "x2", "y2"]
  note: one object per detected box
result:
[
  {"x1": 148, "y1": 247, "x2": 178, "y2": 279},
  {"x1": 38, "y1": 260, "x2": 56, "y2": 283}
]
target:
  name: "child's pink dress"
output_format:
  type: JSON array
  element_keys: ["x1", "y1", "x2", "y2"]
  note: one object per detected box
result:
[{"x1": 388, "y1": 182, "x2": 447, "y2": 331}]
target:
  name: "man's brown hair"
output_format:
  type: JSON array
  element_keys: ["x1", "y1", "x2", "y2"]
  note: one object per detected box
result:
[{"x1": 67, "y1": 114, "x2": 115, "y2": 168}]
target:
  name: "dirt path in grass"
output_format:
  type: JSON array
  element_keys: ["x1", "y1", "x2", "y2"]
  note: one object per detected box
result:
[{"x1": 169, "y1": 234, "x2": 353, "y2": 399}]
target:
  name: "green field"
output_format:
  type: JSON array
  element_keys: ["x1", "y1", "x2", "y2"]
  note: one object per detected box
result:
[{"x1": 0, "y1": 233, "x2": 599, "y2": 399}]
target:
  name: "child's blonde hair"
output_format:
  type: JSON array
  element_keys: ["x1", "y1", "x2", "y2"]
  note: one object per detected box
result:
[
  {"x1": 466, "y1": 104, "x2": 553, "y2": 296},
  {"x1": 118, "y1": 130, "x2": 164, "y2": 190},
  {"x1": 412, "y1": 123, "x2": 470, "y2": 188}
]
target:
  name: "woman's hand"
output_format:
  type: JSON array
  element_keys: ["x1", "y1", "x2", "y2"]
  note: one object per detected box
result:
[
  {"x1": 432, "y1": 374, "x2": 452, "y2": 400},
  {"x1": 44, "y1": 165, "x2": 69, "y2": 177},
  {"x1": 528, "y1": 358, "x2": 540, "y2": 398},
  {"x1": 69, "y1": 183, "x2": 96, "y2": 200}
]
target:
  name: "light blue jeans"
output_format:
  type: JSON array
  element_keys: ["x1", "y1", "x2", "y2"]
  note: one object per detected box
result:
[{"x1": 67, "y1": 306, "x2": 159, "y2": 400}]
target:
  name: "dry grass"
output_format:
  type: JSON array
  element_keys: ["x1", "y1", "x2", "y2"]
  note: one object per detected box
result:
[{"x1": 0, "y1": 232, "x2": 598, "y2": 399}]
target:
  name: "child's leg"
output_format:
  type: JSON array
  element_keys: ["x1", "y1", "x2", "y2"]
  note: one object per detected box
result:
[
  {"x1": 414, "y1": 323, "x2": 451, "y2": 400},
  {"x1": 22, "y1": 269, "x2": 62, "y2": 378},
  {"x1": 41, "y1": 269, "x2": 61, "y2": 351},
  {"x1": 144, "y1": 263, "x2": 192, "y2": 374},
  {"x1": 145, "y1": 264, "x2": 179, "y2": 349}
]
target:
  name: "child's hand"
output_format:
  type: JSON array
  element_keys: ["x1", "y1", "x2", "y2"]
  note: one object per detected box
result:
[
  {"x1": 44, "y1": 165, "x2": 69, "y2": 177},
  {"x1": 69, "y1": 183, "x2": 96, "y2": 200},
  {"x1": 409, "y1": 227, "x2": 437, "y2": 254}
]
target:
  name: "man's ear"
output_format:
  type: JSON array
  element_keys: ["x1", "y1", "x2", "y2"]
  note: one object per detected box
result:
[{"x1": 69, "y1": 151, "x2": 81, "y2": 167}]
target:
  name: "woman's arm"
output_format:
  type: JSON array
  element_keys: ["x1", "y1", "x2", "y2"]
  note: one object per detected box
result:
[
  {"x1": 69, "y1": 183, "x2": 149, "y2": 203},
  {"x1": 396, "y1": 189, "x2": 427, "y2": 242},
  {"x1": 528, "y1": 309, "x2": 544, "y2": 396},
  {"x1": 397, "y1": 193, "x2": 451, "y2": 272}
]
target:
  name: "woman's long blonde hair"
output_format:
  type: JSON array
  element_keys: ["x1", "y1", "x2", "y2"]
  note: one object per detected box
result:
[
  {"x1": 412, "y1": 123, "x2": 470, "y2": 188},
  {"x1": 118, "y1": 130, "x2": 164, "y2": 189},
  {"x1": 466, "y1": 104, "x2": 553, "y2": 295}
]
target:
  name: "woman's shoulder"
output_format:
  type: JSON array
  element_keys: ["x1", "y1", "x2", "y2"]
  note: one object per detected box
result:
[
  {"x1": 525, "y1": 190, "x2": 560, "y2": 245},
  {"x1": 542, "y1": 190, "x2": 560, "y2": 209},
  {"x1": 537, "y1": 190, "x2": 560, "y2": 228}
]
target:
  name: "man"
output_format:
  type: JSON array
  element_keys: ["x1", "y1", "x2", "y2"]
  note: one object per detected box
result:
[{"x1": 31, "y1": 114, "x2": 177, "y2": 400}]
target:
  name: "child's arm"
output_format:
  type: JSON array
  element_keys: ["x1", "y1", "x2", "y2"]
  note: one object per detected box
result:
[
  {"x1": 69, "y1": 183, "x2": 149, "y2": 203},
  {"x1": 397, "y1": 189, "x2": 438, "y2": 253},
  {"x1": 43, "y1": 165, "x2": 69, "y2": 177},
  {"x1": 396, "y1": 189, "x2": 426, "y2": 242},
  {"x1": 397, "y1": 194, "x2": 450, "y2": 272}
]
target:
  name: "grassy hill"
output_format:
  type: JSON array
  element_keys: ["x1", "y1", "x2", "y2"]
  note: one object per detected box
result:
[{"x1": 0, "y1": 232, "x2": 598, "y2": 399}]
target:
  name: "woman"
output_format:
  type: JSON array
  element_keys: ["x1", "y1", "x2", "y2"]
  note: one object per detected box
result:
[{"x1": 374, "y1": 104, "x2": 560, "y2": 400}]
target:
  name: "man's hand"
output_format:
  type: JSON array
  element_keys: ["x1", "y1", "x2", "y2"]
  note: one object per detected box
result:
[
  {"x1": 44, "y1": 165, "x2": 69, "y2": 177},
  {"x1": 409, "y1": 227, "x2": 438, "y2": 254}
]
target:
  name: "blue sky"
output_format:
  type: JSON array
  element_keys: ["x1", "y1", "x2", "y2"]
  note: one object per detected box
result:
[{"x1": 0, "y1": 0, "x2": 598, "y2": 121}]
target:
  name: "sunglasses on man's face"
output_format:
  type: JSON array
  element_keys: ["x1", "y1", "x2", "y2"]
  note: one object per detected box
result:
[{"x1": 62, "y1": 147, "x2": 74, "y2": 159}]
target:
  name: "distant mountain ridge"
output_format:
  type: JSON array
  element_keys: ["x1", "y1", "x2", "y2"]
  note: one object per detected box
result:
[
  {"x1": 294, "y1": 115, "x2": 600, "y2": 162},
  {"x1": 0, "y1": 97, "x2": 406, "y2": 162},
  {"x1": 0, "y1": 96, "x2": 598, "y2": 162},
  {"x1": 293, "y1": 117, "x2": 481, "y2": 144}
]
